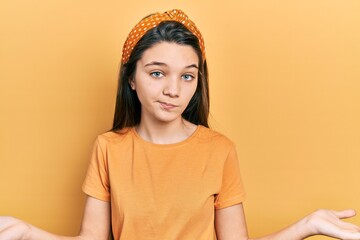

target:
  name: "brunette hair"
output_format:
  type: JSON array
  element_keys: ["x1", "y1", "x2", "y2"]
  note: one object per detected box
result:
[{"x1": 112, "y1": 21, "x2": 209, "y2": 131}]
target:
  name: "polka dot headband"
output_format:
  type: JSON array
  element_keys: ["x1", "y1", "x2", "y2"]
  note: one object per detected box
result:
[{"x1": 121, "y1": 9, "x2": 206, "y2": 64}]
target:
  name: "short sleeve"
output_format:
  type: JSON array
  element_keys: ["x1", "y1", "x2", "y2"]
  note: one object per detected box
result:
[
  {"x1": 214, "y1": 145, "x2": 246, "y2": 209},
  {"x1": 82, "y1": 136, "x2": 111, "y2": 202}
]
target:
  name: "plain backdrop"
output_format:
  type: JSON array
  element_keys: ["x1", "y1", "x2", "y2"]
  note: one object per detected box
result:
[{"x1": 1, "y1": 1, "x2": 359, "y2": 239}]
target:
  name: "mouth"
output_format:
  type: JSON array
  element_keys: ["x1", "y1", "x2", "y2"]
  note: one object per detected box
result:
[{"x1": 158, "y1": 101, "x2": 178, "y2": 110}]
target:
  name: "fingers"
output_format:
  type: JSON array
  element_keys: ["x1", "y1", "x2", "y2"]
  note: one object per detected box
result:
[
  {"x1": 332, "y1": 211, "x2": 360, "y2": 240},
  {"x1": 337, "y1": 230, "x2": 360, "y2": 240},
  {"x1": 324, "y1": 220, "x2": 360, "y2": 240},
  {"x1": 333, "y1": 209, "x2": 357, "y2": 219}
]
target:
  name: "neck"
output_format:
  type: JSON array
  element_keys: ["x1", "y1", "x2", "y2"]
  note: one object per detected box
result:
[{"x1": 136, "y1": 118, "x2": 197, "y2": 144}]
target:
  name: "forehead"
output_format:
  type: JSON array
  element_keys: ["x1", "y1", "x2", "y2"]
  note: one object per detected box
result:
[{"x1": 138, "y1": 42, "x2": 199, "y2": 67}]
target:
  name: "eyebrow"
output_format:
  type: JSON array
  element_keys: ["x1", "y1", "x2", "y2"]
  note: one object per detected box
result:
[{"x1": 144, "y1": 61, "x2": 198, "y2": 69}]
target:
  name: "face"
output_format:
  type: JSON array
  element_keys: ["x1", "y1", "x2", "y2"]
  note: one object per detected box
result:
[{"x1": 130, "y1": 42, "x2": 199, "y2": 125}]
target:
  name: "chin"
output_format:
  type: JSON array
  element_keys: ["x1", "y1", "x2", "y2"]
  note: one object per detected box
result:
[{"x1": 154, "y1": 113, "x2": 183, "y2": 124}]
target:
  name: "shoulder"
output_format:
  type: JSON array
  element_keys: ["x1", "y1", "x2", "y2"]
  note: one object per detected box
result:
[
  {"x1": 95, "y1": 127, "x2": 134, "y2": 147},
  {"x1": 196, "y1": 126, "x2": 235, "y2": 149}
]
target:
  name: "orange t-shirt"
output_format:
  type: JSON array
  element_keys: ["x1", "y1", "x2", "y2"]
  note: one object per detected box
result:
[{"x1": 82, "y1": 126, "x2": 246, "y2": 240}]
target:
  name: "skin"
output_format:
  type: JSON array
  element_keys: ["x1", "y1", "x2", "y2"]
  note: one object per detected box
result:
[
  {"x1": 129, "y1": 42, "x2": 199, "y2": 144},
  {"x1": 1, "y1": 42, "x2": 360, "y2": 240}
]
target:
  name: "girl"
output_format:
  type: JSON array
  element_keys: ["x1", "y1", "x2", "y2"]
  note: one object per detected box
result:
[{"x1": 1, "y1": 9, "x2": 360, "y2": 240}]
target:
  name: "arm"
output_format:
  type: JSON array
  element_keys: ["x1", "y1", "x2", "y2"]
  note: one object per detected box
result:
[
  {"x1": 0, "y1": 196, "x2": 110, "y2": 240},
  {"x1": 215, "y1": 203, "x2": 360, "y2": 240}
]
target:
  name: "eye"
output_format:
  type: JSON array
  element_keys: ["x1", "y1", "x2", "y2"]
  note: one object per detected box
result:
[
  {"x1": 150, "y1": 71, "x2": 164, "y2": 78},
  {"x1": 182, "y1": 74, "x2": 195, "y2": 81}
]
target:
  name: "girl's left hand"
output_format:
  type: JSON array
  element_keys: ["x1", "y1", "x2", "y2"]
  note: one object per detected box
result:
[{"x1": 305, "y1": 209, "x2": 360, "y2": 239}]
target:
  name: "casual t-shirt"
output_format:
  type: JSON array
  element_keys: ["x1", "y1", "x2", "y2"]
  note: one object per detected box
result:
[{"x1": 82, "y1": 125, "x2": 246, "y2": 240}]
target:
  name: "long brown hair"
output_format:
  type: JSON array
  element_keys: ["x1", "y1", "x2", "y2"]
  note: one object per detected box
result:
[{"x1": 112, "y1": 21, "x2": 209, "y2": 131}]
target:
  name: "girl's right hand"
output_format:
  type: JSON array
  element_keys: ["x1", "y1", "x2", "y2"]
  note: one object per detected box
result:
[
  {"x1": 0, "y1": 216, "x2": 31, "y2": 240},
  {"x1": 0, "y1": 197, "x2": 111, "y2": 240}
]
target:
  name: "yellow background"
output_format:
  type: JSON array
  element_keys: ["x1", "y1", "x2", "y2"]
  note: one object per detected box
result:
[{"x1": 1, "y1": 0, "x2": 359, "y2": 239}]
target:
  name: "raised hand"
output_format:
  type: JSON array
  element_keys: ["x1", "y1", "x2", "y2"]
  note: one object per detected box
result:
[
  {"x1": 305, "y1": 209, "x2": 360, "y2": 239},
  {"x1": 0, "y1": 216, "x2": 30, "y2": 240}
]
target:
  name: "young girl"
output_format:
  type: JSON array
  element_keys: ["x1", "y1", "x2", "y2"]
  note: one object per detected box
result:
[{"x1": 1, "y1": 9, "x2": 359, "y2": 240}]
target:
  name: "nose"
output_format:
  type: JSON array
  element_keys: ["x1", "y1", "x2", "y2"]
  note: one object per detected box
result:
[{"x1": 163, "y1": 75, "x2": 180, "y2": 98}]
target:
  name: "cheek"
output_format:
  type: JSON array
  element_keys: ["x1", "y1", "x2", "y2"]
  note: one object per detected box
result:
[
  {"x1": 134, "y1": 81, "x2": 160, "y2": 102},
  {"x1": 186, "y1": 82, "x2": 198, "y2": 100}
]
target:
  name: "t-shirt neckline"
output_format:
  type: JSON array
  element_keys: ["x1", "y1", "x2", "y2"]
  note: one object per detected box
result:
[{"x1": 131, "y1": 125, "x2": 202, "y2": 148}]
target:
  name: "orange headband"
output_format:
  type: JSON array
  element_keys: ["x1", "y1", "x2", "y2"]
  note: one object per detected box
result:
[{"x1": 121, "y1": 9, "x2": 206, "y2": 64}]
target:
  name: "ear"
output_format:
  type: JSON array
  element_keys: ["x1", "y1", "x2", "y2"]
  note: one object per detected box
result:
[{"x1": 129, "y1": 78, "x2": 136, "y2": 90}]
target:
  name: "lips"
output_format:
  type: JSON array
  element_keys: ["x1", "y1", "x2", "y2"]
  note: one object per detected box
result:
[{"x1": 158, "y1": 101, "x2": 178, "y2": 110}]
